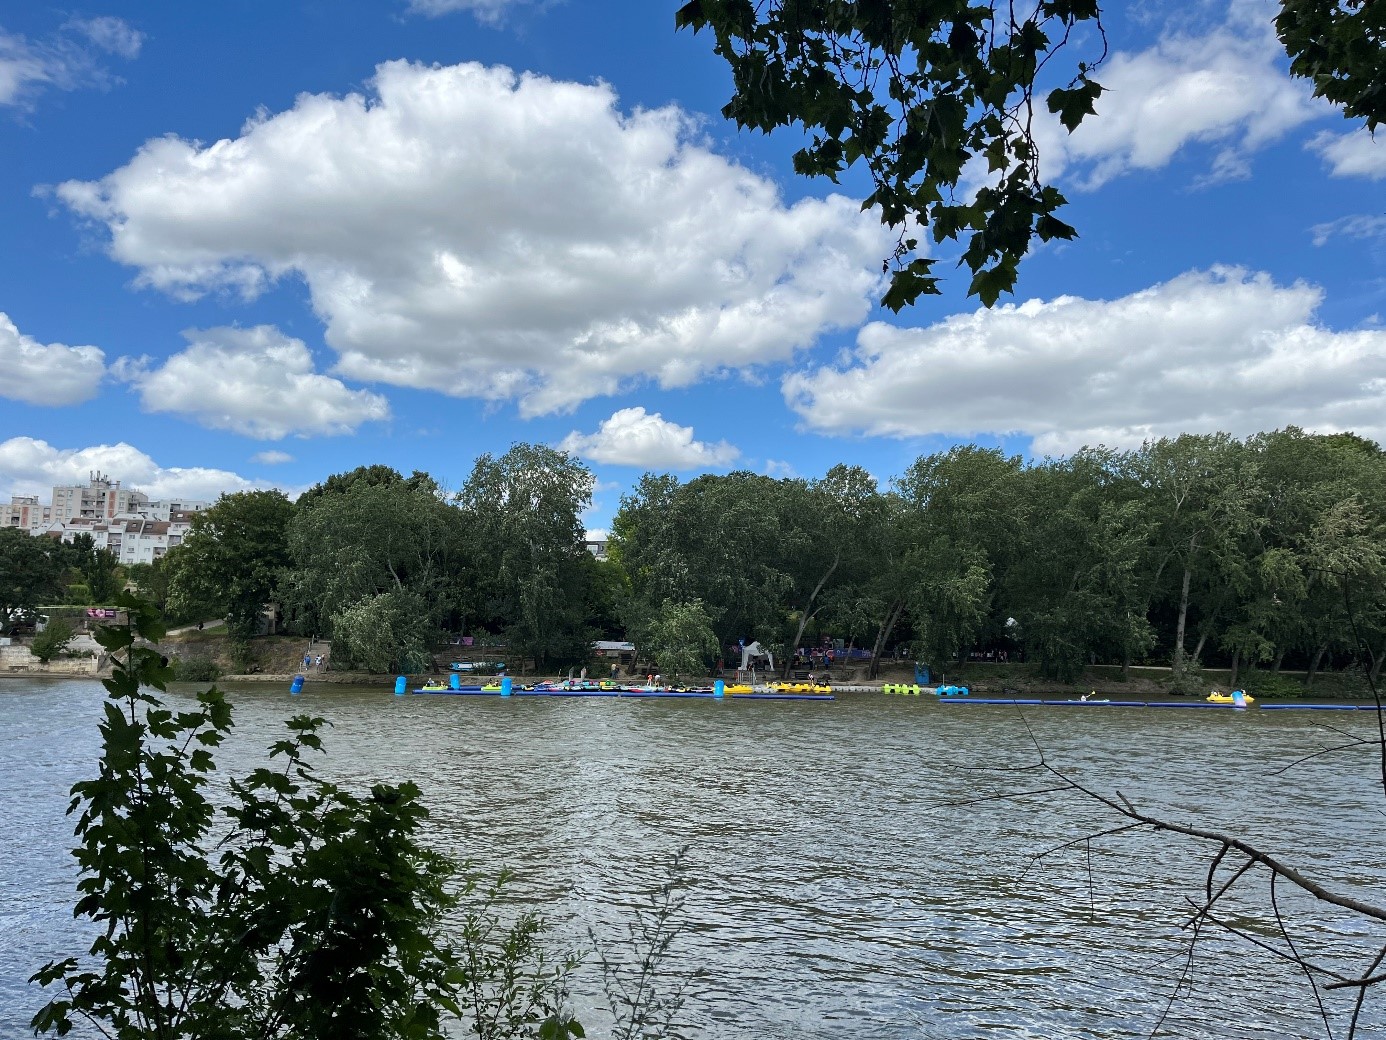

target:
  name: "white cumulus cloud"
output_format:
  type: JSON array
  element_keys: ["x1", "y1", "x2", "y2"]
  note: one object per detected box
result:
[
  {"x1": 559, "y1": 407, "x2": 740, "y2": 469},
  {"x1": 783, "y1": 267, "x2": 1386, "y2": 456},
  {"x1": 0, "y1": 437, "x2": 278, "y2": 503},
  {"x1": 1028, "y1": 0, "x2": 1321, "y2": 189},
  {"x1": 121, "y1": 326, "x2": 391, "y2": 439},
  {"x1": 56, "y1": 60, "x2": 890, "y2": 416},
  {"x1": 251, "y1": 449, "x2": 294, "y2": 465},
  {"x1": 0, "y1": 311, "x2": 106, "y2": 405},
  {"x1": 1309, "y1": 128, "x2": 1386, "y2": 180},
  {"x1": 0, "y1": 17, "x2": 142, "y2": 108}
]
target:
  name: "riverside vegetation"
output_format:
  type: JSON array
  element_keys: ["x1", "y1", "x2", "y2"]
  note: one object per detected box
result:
[{"x1": 3, "y1": 431, "x2": 1384, "y2": 693}]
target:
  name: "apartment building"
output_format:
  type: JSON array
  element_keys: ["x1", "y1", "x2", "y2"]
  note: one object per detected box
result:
[
  {"x1": 52, "y1": 516, "x2": 189, "y2": 566},
  {"x1": 3, "y1": 474, "x2": 207, "y2": 564},
  {"x1": 0, "y1": 495, "x2": 46, "y2": 533},
  {"x1": 50, "y1": 472, "x2": 150, "y2": 523}
]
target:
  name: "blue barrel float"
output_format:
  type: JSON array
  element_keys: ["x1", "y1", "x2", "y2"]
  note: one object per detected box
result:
[
  {"x1": 500, "y1": 676, "x2": 513, "y2": 697},
  {"x1": 449, "y1": 673, "x2": 461, "y2": 690},
  {"x1": 290, "y1": 674, "x2": 305, "y2": 695},
  {"x1": 714, "y1": 679, "x2": 725, "y2": 698},
  {"x1": 394, "y1": 676, "x2": 407, "y2": 696}
]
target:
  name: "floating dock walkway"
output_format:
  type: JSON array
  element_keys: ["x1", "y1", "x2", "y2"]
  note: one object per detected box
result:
[
  {"x1": 937, "y1": 697, "x2": 1377, "y2": 711},
  {"x1": 410, "y1": 683, "x2": 832, "y2": 701}
]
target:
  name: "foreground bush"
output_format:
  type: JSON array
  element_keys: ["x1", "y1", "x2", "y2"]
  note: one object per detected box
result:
[{"x1": 30, "y1": 591, "x2": 583, "y2": 1040}]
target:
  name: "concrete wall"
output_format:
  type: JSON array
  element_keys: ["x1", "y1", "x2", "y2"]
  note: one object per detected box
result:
[{"x1": 0, "y1": 644, "x2": 103, "y2": 675}]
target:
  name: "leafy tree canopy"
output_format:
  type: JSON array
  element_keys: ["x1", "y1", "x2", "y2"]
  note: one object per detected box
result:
[
  {"x1": 166, "y1": 490, "x2": 295, "y2": 639},
  {"x1": 1277, "y1": 0, "x2": 1386, "y2": 130},
  {"x1": 0, "y1": 528, "x2": 65, "y2": 633},
  {"x1": 297, "y1": 464, "x2": 442, "y2": 507},
  {"x1": 679, "y1": 0, "x2": 1384, "y2": 309}
]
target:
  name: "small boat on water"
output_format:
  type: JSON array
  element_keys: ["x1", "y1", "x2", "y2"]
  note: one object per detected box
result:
[
  {"x1": 1206, "y1": 690, "x2": 1254, "y2": 705},
  {"x1": 771, "y1": 681, "x2": 833, "y2": 694}
]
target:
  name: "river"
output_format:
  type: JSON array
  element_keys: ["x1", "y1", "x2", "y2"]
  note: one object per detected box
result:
[{"x1": 3, "y1": 678, "x2": 1384, "y2": 1038}]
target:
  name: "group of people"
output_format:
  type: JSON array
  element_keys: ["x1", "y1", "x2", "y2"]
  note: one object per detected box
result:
[
  {"x1": 301, "y1": 651, "x2": 328, "y2": 672},
  {"x1": 793, "y1": 648, "x2": 836, "y2": 671}
]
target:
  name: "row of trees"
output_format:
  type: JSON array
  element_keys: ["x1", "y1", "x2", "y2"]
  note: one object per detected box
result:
[
  {"x1": 617, "y1": 428, "x2": 1386, "y2": 687},
  {"x1": 153, "y1": 446, "x2": 618, "y2": 674},
  {"x1": 6, "y1": 428, "x2": 1380, "y2": 682}
]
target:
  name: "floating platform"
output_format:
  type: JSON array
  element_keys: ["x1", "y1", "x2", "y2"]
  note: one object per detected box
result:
[
  {"x1": 941, "y1": 697, "x2": 1244, "y2": 709},
  {"x1": 412, "y1": 686, "x2": 833, "y2": 701},
  {"x1": 938, "y1": 697, "x2": 1378, "y2": 710},
  {"x1": 1258, "y1": 703, "x2": 1379, "y2": 711}
]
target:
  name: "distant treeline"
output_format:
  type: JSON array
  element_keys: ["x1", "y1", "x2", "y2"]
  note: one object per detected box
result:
[{"x1": 5, "y1": 430, "x2": 1380, "y2": 683}]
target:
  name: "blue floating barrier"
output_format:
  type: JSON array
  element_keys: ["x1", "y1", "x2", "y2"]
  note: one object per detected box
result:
[
  {"x1": 713, "y1": 679, "x2": 725, "y2": 698},
  {"x1": 449, "y1": 673, "x2": 461, "y2": 690},
  {"x1": 500, "y1": 676, "x2": 513, "y2": 697},
  {"x1": 394, "y1": 676, "x2": 407, "y2": 696},
  {"x1": 290, "y1": 674, "x2": 304, "y2": 695}
]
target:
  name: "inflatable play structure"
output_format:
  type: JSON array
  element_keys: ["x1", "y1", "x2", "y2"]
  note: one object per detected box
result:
[{"x1": 882, "y1": 683, "x2": 922, "y2": 695}]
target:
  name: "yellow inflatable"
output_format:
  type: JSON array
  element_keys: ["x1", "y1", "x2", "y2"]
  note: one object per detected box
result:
[
  {"x1": 882, "y1": 683, "x2": 921, "y2": 695},
  {"x1": 1206, "y1": 690, "x2": 1255, "y2": 704},
  {"x1": 724, "y1": 683, "x2": 755, "y2": 694},
  {"x1": 771, "y1": 681, "x2": 833, "y2": 694}
]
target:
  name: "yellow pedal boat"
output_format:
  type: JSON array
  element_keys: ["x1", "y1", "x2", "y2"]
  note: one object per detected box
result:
[
  {"x1": 770, "y1": 681, "x2": 833, "y2": 694},
  {"x1": 1206, "y1": 691, "x2": 1255, "y2": 704}
]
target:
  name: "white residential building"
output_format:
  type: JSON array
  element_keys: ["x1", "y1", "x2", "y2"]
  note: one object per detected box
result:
[
  {"x1": 3, "y1": 473, "x2": 206, "y2": 562},
  {"x1": 49, "y1": 516, "x2": 191, "y2": 566},
  {"x1": 50, "y1": 473, "x2": 149, "y2": 523}
]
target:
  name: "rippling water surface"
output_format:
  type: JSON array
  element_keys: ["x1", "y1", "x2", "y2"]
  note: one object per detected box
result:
[{"x1": 4, "y1": 678, "x2": 1385, "y2": 1038}]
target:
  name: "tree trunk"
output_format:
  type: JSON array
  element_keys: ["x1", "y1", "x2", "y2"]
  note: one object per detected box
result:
[
  {"x1": 783, "y1": 552, "x2": 840, "y2": 678},
  {"x1": 1229, "y1": 647, "x2": 1240, "y2": 689},
  {"x1": 1272, "y1": 648, "x2": 1285, "y2": 674},
  {"x1": 1121, "y1": 645, "x2": 1131, "y2": 683},
  {"x1": 1173, "y1": 560, "x2": 1193, "y2": 676},
  {"x1": 1371, "y1": 644, "x2": 1384, "y2": 685},
  {"x1": 1192, "y1": 629, "x2": 1208, "y2": 667},
  {"x1": 868, "y1": 599, "x2": 904, "y2": 680},
  {"x1": 1306, "y1": 645, "x2": 1327, "y2": 688}
]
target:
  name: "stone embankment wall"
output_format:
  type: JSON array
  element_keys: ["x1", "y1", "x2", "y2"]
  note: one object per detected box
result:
[{"x1": 0, "y1": 644, "x2": 105, "y2": 676}]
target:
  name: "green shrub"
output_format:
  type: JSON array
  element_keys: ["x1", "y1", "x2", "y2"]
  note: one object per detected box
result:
[
  {"x1": 171, "y1": 655, "x2": 221, "y2": 682},
  {"x1": 1239, "y1": 670, "x2": 1307, "y2": 700},
  {"x1": 30, "y1": 618, "x2": 75, "y2": 663},
  {"x1": 1162, "y1": 666, "x2": 1209, "y2": 697},
  {"x1": 30, "y1": 590, "x2": 585, "y2": 1040}
]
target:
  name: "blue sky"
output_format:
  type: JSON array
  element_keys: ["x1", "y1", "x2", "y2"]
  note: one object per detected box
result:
[{"x1": 1, "y1": 0, "x2": 1383, "y2": 534}]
